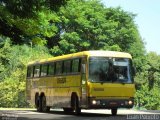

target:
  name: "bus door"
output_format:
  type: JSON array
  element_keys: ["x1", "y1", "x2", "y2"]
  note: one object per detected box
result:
[{"x1": 81, "y1": 57, "x2": 88, "y2": 108}]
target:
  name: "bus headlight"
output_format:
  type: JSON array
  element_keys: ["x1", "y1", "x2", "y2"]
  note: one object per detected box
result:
[
  {"x1": 92, "y1": 100, "x2": 101, "y2": 105},
  {"x1": 92, "y1": 100, "x2": 96, "y2": 105},
  {"x1": 128, "y1": 100, "x2": 133, "y2": 105}
]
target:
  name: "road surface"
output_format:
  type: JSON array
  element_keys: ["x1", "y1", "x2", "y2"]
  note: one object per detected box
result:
[{"x1": 0, "y1": 109, "x2": 160, "y2": 120}]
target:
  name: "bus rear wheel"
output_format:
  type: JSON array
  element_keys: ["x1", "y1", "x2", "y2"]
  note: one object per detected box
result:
[
  {"x1": 73, "y1": 96, "x2": 81, "y2": 115},
  {"x1": 111, "y1": 108, "x2": 117, "y2": 116},
  {"x1": 36, "y1": 96, "x2": 42, "y2": 112},
  {"x1": 41, "y1": 96, "x2": 50, "y2": 112}
]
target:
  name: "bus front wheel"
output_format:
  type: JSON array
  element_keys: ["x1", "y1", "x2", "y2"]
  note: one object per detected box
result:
[{"x1": 111, "y1": 108, "x2": 117, "y2": 116}]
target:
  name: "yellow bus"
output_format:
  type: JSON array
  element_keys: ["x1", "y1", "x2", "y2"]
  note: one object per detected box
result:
[{"x1": 26, "y1": 51, "x2": 135, "y2": 115}]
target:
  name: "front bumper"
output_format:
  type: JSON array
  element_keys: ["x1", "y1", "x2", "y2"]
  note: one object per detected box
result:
[{"x1": 88, "y1": 97, "x2": 134, "y2": 109}]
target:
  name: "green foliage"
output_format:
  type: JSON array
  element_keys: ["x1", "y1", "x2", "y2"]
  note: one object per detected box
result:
[
  {"x1": 0, "y1": 37, "x2": 12, "y2": 81},
  {"x1": 0, "y1": 0, "x2": 66, "y2": 18},
  {"x1": 0, "y1": 7, "x2": 60, "y2": 45},
  {"x1": 135, "y1": 85, "x2": 160, "y2": 110},
  {"x1": 0, "y1": 0, "x2": 65, "y2": 45},
  {"x1": 50, "y1": 0, "x2": 145, "y2": 56},
  {"x1": 0, "y1": 36, "x2": 51, "y2": 107},
  {"x1": 1, "y1": 0, "x2": 145, "y2": 56},
  {"x1": 134, "y1": 52, "x2": 160, "y2": 110}
]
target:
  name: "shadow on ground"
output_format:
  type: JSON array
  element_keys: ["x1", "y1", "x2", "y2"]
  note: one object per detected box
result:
[{"x1": 19, "y1": 110, "x2": 126, "y2": 120}]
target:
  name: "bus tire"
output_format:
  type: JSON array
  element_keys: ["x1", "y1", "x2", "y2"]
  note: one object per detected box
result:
[
  {"x1": 73, "y1": 95, "x2": 81, "y2": 115},
  {"x1": 35, "y1": 93, "x2": 39, "y2": 108},
  {"x1": 36, "y1": 96, "x2": 42, "y2": 112},
  {"x1": 41, "y1": 95, "x2": 50, "y2": 112},
  {"x1": 111, "y1": 108, "x2": 117, "y2": 116}
]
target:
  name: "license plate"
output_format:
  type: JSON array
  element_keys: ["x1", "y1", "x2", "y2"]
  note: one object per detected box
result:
[{"x1": 110, "y1": 102, "x2": 117, "y2": 105}]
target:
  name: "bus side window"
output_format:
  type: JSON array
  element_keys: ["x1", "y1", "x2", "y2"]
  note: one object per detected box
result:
[
  {"x1": 55, "y1": 61, "x2": 62, "y2": 75},
  {"x1": 48, "y1": 63, "x2": 55, "y2": 76},
  {"x1": 41, "y1": 64, "x2": 48, "y2": 76},
  {"x1": 72, "y1": 58, "x2": 80, "y2": 73},
  {"x1": 78, "y1": 58, "x2": 81, "y2": 72},
  {"x1": 33, "y1": 65, "x2": 40, "y2": 77},
  {"x1": 27, "y1": 66, "x2": 33, "y2": 78},
  {"x1": 63, "y1": 60, "x2": 71, "y2": 74}
]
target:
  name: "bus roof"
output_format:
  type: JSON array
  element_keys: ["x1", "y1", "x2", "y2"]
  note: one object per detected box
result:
[
  {"x1": 28, "y1": 50, "x2": 132, "y2": 65},
  {"x1": 84, "y1": 51, "x2": 132, "y2": 58}
]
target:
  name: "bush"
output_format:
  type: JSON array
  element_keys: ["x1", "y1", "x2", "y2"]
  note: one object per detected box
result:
[
  {"x1": 0, "y1": 38, "x2": 51, "y2": 107},
  {"x1": 135, "y1": 84, "x2": 160, "y2": 110}
]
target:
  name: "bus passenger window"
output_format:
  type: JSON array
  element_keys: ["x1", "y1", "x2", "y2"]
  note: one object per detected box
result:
[
  {"x1": 55, "y1": 61, "x2": 62, "y2": 75},
  {"x1": 72, "y1": 59, "x2": 80, "y2": 73},
  {"x1": 27, "y1": 66, "x2": 33, "y2": 78},
  {"x1": 63, "y1": 60, "x2": 71, "y2": 74},
  {"x1": 48, "y1": 63, "x2": 55, "y2": 75},
  {"x1": 33, "y1": 65, "x2": 40, "y2": 77},
  {"x1": 41, "y1": 64, "x2": 48, "y2": 76}
]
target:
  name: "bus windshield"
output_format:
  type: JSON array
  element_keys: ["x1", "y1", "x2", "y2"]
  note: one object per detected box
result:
[{"x1": 89, "y1": 57, "x2": 133, "y2": 83}]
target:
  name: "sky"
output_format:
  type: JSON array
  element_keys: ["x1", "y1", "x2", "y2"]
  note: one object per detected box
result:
[{"x1": 101, "y1": 0, "x2": 160, "y2": 55}]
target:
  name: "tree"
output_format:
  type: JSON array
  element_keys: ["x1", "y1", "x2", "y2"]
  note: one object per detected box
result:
[
  {"x1": 0, "y1": 0, "x2": 66, "y2": 18},
  {"x1": 134, "y1": 52, "x2": 160, "y2": 110},
  {"x1": 50, "y1": 0, "x2": 145, "y2": 57},
  {"x1": 0, "y1": 36, "x2": 51, "y2": 107},
  {"x1": 0, "y1": 0, "x2": 66, "y2": 45},
  {"x1": 135, "y1": 84, "x2": 160, "y2": 110},
  {"x1": 146, "y1": 52, "x2": 160, "y2": 90},
  {"x1": 1, "y1": 0, "x2": 145, "y2": 57}
]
